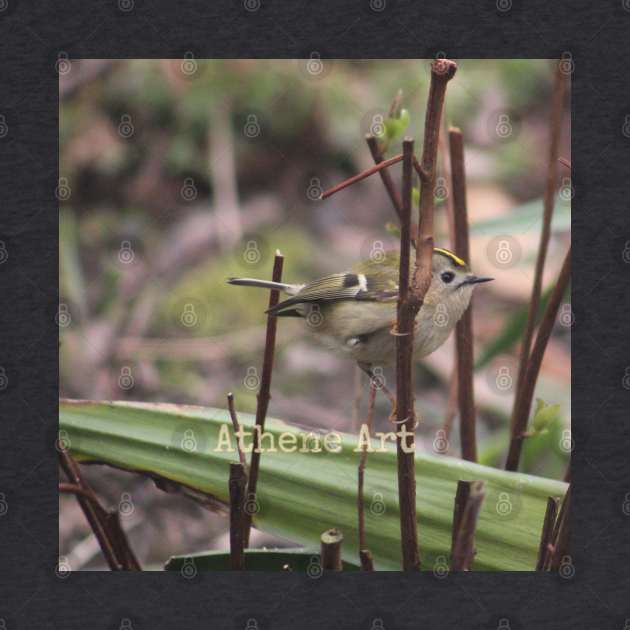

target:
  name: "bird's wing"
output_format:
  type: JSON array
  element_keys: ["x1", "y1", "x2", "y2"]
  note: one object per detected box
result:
[{"x1": 266, "y1": 272, "x2": 397, "y2": 315}]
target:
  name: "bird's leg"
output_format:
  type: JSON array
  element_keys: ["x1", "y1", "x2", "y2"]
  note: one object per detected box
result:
[{"x1": 358, "y1": 363, "x2": 403, "y2": 424}]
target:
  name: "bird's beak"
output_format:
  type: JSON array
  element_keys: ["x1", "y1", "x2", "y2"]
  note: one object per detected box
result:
[{"x1": 462, "y1": 275, "x2": 494, "y2": 286}]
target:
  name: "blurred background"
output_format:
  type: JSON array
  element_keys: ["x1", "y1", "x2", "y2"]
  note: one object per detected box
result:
[{"x1": 59, "y1": 59, "x2": 571, "y2": 569}]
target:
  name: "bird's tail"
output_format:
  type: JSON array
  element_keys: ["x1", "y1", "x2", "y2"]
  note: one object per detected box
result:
[{"x1": 227, "y1": 277, "x2": 299, "y2": 295}]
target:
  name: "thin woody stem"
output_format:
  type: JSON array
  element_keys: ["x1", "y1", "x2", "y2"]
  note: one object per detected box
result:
[
  {"x1": 451, "y1": 480, "x2": 485, "y2": 570},
  {"x1": 243, "y1": 251, "x2": 284, "y2": 546},
  {"x1": 505, "y1": 246, "x2": 571, "y2": 470},
  {"x1": 321, "y1": 153, "x2": 404, "y2": 200},
  {"x1": 449, "y1": 127, "x2": 477, "y2": 462},
  {"x1": 394, "y1": 58, "x2": 457, "y2": 572},
  {"x1": 358, "y1": 381, "x2": 377, "y2": 553},
  {"x1": 59, "y1": 450, "x2": 141, "y2": 570},
  {"x1": 227, "y1": 392, "x2": 248, "y2": 471},
  {"x1": 509, "y1": 64, "x2": 567, "y2": 468},
  {"x1": 395, "y1": 137, "x2": 420, "y2": 571}
]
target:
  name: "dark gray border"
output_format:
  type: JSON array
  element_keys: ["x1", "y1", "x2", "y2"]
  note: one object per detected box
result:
[{"x1": 1, "y1": 1, "x2": 629, "y2": 628}]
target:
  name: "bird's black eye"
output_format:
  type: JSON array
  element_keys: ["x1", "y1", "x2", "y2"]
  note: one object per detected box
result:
[{"x1": 441, "y1": 271, "x2": 455, "y2": 284}]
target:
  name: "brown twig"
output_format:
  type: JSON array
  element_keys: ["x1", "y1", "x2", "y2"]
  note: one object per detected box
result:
[
  {"x1": 59, "y1": 482, "x2": 96, "y2": 502},
  {"x1": 243, "y1": 251, "x2": 284, "y2": 546},
  {"x1": 509, "y1": 65, "x2": 567, "y2": 467},
  {"x1": 449, "y1": 127, "x2": 477, "y2": 462},
  {"x1": 451, "y1": 480, "x2": 485, "y2": 571},
  {"x1": 394, "y1": 59, "x2": 457, "y2": 571},
  {"x1": 321, "y1": 153, "x2": 404, "y2": 200},
  {"x1": 352, "y1": 366, "x2": 363, "y2": 433},
  {"x1": 394, "y1": 138, "x2": 421, "y2": 571},
  {"x1": 441, "y1": 368, "x2": 458, "y2": 448},
  {"x1": 505, "y1": 246, "x2": 571, "y2": 470},
  {"x1": 358, "y1": 381, "x2": 377, "y2": 553},
  {"x1": 365, "y1": 134, "x2": 404, "y2": 220},
  {"x1": 227, "y1": 392, "x2": 248, "y2": 471},
  {"x1": 359, "y1": 549, "x2": 375, "y2": 571},
  {"x1": 229, "y1": 463, "x2": 247, "y2": 570},
  {"x1": 548, "y1": 485, "x2": 571, "y2": 571},
  {"x1": 59, "y1": 450, "x2": 141, "y2": 570},
  {"x1": 536, "y1": 496, "x2": 559, "y2": 570},
  {"x1": 450, "y1": 480, "x2": 471, "y2": 559},
  {"x1": 320, "y1": 528, "x2": 343, "y2": 571}
]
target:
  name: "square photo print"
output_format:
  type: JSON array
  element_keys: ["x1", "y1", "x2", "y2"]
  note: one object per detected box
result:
[{"x1": 58, "y1": 58, "x2": 571, "y2": 572}]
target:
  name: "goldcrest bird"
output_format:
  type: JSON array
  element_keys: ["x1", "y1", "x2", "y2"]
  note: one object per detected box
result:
[{"x1": 228, "y1": 247, "x2": 492, "y2": 382}]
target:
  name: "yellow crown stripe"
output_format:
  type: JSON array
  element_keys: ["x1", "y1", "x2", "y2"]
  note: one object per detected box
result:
[{"x1": 433, "y1": 247, "x2": 467, "y2": 268}]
